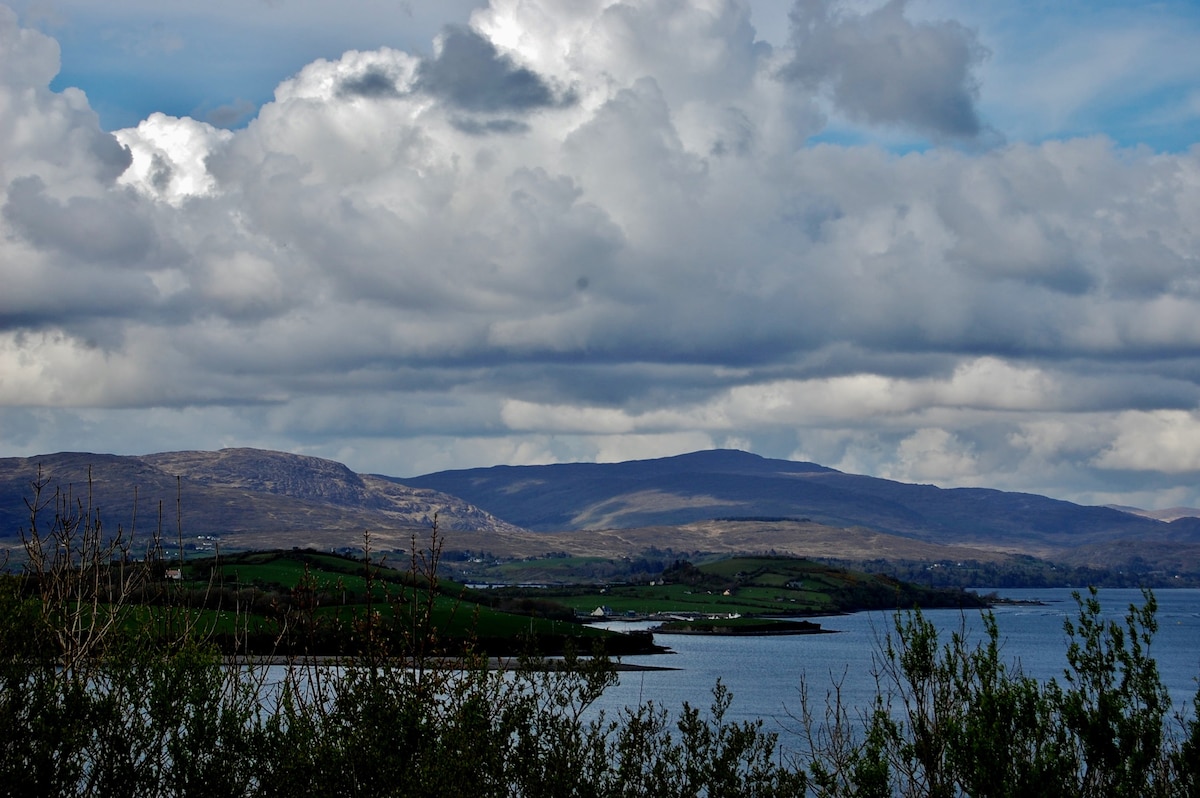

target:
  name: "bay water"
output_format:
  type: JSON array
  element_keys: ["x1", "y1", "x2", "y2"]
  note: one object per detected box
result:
[{"x1": 592, "y1": 588, "x2": 1200, "y2": 751}]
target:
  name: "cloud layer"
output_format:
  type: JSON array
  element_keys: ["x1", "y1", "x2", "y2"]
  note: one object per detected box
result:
[{"x1": 2, "y1": 0, "x2": 1200, "y2": 509}]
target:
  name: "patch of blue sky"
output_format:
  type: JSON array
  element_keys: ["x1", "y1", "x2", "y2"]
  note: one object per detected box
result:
[
  {"x1": 51, "y1": 53, "x2": 276, "y2": 131},
  {"x1": 45, "y1": 23, "x2": 318, "y2": 130},
  {"x1": 1070, "y1": 87, "x2": 1200, "y2": 153},
  {"x1": 963, "y1": 0, "x2": 1200, "y2": 150},
  {"x1": 804, "y1": 128, "x2": 935, "y2": 156}
]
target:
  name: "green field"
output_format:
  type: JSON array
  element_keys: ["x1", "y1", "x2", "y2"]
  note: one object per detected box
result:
[
  {"x1": 520, "y1": 555, "x2": 984, "y2": 618},
  {"x1": 79, "y1": 549, "x2": 661, "y2": 657}
]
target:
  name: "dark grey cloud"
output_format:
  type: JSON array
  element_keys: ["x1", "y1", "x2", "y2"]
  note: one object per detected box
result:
[
  {"x1": 339, "y1": 66, "x2": 404, "y2": 99},
  {"x1": 90, "y1": 128, "x2": 136, "y2": 182},
  {"x1": 415, "y1": 25, "x2": 563, "y2": 112},
  {"x1": 203, "y1": 98, "x2": 258, "y2": 128},
  {"x1": 781, "y1": 0, "x2": 987, "y2": 139},
  {"x1": 3, "y1": 176, "x2": 156, "y2": 264},
  {"x1": 450, "y1": 116, "x2": 529, "y2": 135}
]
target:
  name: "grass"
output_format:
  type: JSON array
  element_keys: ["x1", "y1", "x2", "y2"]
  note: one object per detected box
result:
[
  {"x1": 532, "y1": 554, "x2": 983, "y2": 618},
  {"x1": 138, "y1": 549, "x2": 642, "y2": 654}
]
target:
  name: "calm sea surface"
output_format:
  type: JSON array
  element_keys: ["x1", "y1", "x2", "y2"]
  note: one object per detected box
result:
[{"x1": 592, "y1": 588, "x2": 1200, "y2": 749}]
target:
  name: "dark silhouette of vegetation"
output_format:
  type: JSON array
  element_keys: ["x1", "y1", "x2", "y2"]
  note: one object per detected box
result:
[
  {"x1": 794, "y1": 588, "x2": 1200, "y2": 796},
  {"x1": 834, "y1": 555, "x2": 1200, "y2": 590},
  {"x1": 2, "y1": 473, "x2": 1199, "y2": 796}
]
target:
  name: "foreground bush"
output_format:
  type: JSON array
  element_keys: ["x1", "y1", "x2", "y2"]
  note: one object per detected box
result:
[{"x1": 798, "y1": 589, "x2": 1200, "y2": 797}]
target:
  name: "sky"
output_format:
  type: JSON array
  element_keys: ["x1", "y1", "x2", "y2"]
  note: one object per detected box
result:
[{"x1": 2, "y1": 0, "x2": 1200, "y2": 510}]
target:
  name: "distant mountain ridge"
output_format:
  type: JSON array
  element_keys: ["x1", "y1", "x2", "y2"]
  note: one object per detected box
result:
[{"x1": 395, "y1": 449, "x2": 1200, "y2": 556}]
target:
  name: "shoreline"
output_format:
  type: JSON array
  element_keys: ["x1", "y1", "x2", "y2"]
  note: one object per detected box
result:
[{"x1": 220, "y1": 654, "x2": 679, "y2": 672}]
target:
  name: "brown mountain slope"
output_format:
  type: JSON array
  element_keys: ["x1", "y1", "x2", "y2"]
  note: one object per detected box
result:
[
  {"x1": 540, "y1": 519, "x2": 1013, "y2": 562},
  {"x1": 0, "y1": 449, "x2": 529, "y2": 553}
]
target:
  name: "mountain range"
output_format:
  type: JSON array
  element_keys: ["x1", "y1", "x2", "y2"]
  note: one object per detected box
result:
[{"x1": 3, "y1": 447, "x2": 1199, "y2": 573}]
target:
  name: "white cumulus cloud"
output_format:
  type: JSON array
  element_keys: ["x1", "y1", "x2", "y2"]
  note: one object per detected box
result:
[{"x1": 2, "y1": 0, "x2": 1200, "y2": 509}]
